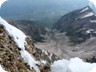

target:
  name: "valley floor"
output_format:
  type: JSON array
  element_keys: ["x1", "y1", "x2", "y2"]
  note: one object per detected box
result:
[{"x1": 35, "y1": 30, "x2": 96, "y2": 60}]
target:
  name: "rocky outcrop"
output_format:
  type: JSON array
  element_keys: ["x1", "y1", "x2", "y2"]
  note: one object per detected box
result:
[
  {"x1": 86, "y1": 56, "x2": 96, "y2": 63},
  {"x1": 0, "y1": 25, "x2": 59, "y2": 72}
]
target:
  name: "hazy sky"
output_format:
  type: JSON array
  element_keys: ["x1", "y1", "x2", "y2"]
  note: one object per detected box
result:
[
  {"x1": 2, "y1": 0, "x2": 88, "y2": 6},
  {"x1": 1, "y1": 0, "x2": 89, "y2": 11},
  {"x1": 0, "y1": 0, "x2": 95, "y2": 20},
  {"x1": 1, "y1": 0, "x2": 95, "y2": 10},
  {"x1": 0, "y1": 0, "x2": 96, "y2": 27}
]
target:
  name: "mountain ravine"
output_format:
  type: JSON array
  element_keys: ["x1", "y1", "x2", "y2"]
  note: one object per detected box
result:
[
  {"x1": 35, "y1": 6, "x2": 96, "y2": 60},
  {"x1": 8, "y1": 20, "x2": 46, "y2": 42}
]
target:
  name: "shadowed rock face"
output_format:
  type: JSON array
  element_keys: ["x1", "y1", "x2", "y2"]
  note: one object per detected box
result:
[
  {"x1": 86, "y1": 56, "x2": 96, "y2": 63},
  {"x1": 53, "y1": 6, "x2": 96, "y2": 44},
  {"x1": 53, "y1": 6, "x2": 94, "y2": 31},
  {"x1": 0, "y1": 26, "x2": 59, "y2": 72},
  {"x1": 8, "y1": 20, "x2": 46, "y2": 42}
]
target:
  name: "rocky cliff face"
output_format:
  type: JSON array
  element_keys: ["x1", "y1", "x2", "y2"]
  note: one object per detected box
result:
[
  {"x1": 8, "y1": 20, "x2": 46, "y2": 42},
  {"x1": 53, "y1": 6, "x2": 96, "y2": 44},
  {"x1": 0, "y1": 25, "x2": 59, "y2": 72}
]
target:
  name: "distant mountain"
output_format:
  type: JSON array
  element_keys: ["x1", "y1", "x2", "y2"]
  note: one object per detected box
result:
[
  {"x1": 0, "y1": 0, "x2": 89, "y2": 27},
  {"x1": 8, "y1": 20, "x2": 46, "y2": 42},
  {"x1": 53, "y1": 6, "x2": 96, "y2": 44}
]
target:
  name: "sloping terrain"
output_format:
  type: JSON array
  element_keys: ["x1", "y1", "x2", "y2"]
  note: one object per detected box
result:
[
  {"x1": 0, "y1": 27, "x2": 33, "y2": 72},
  {"x1": 8, "y1": 20, "x2": 46, "y2": 42},
  {"x1": 1, "y1": 23, "x2": 96, "y2": 72},
  {"x1": 0, "y1": 21, "x2": 59, "y2": 72},
  {"x1": 35, "y1": 31, "x2": 96, "y2": 60},
  {"x1": 35, "y1": 6, "x2": 96, "y2": 60},
  {"x1": 53, "y1": 6, "x2": 96, "y2": 44}
]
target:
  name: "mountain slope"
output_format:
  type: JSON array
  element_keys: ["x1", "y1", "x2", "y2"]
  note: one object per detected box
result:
[
  {"x1": 53, "y1": 6, "x2": 96, "y2": 44},
  {"x1": 36, "y1": 6, "x2": 96, "y2": 60},
  {"x1": 1, "y1": 18, "x2": 96, "y2": 72},
  {"x1": 0, "y1": 16, "x2": 59, "y2": 72},
  {"x1": 1, "y1": 1, "x2": 96, "y2": 72},
  {"x1": 8, "y1": 20, "x2": 46, "y2": 42}
]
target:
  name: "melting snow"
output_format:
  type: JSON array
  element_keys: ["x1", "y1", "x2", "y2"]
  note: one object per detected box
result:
[
  {"x1": 86, "y1": 29, "x2": 93, "y2": 33},
  {"x1": 0, "y1": 16, "x2": 40, "y2": 72},
  {"x1": 81, "y1": 12, "x2": 94, "y2": 18},
  {"x1": 51, "y1": 57, "x2": 96, "y2": 72},
  {"x1": 49, "y1": 53, "x2": 53, "y2": 60},
  {"x1": 20, "y1": 50, "x2": 40, "y2": 72},
  {"x1": 41, "y1": 60, "x2": 47, "y2": 64},
  {"x1": 80, "y1": 7, "x2": 89, "y2": 13},
  {"x1": 0, "y1": 1, "x2": 40, "y2": 71},
  {"x1": 45, "y1": 51, "x2": 48, "y2": 55},
  {"x1": 0, "y1": 17, "x2": 26, "y2": 50}
]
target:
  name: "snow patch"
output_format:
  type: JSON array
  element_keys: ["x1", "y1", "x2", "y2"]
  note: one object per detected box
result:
[
  {"x1": 86, "y1": 29, "x2": 94, "y2": 33},
  {"x1": 93, "y1": 31, "x2": 96, "y2": 33},
  {"x1": 0, "y1": 17, "x2": 40, "y2": 72},
  {"x1": 0, "y1": 16, "x2": 40, "y2": 72},
  {"x1": 81, "y1": 12, "x2": 94, "y2": 18},
  {"x1": 45, "y1": 51, "x2": 48, "y2": 55},
  {"x1": 51, "y1": 57, "x2": 96, "y2": 72},
  {"x1": 49, "y1": 53, "x2": 53, "y2": 60},
  {"x1": 0, "y1": 17, "x2": 26, "y2": 50},
  {"x1": 20, "y1": 50, "x2": 40, "y2": 72},
  {"x1": 90, "y1": 20, "x2": 96, "y2": 23},
  {"x1": 0, "y1": 65, "x2": 7, "y2": 72},
  {"x1": 41, "y1": 60, "x2": 47, "y2": 64},
  {"x1": 0, "y1": 1, "x2": 40, "y2": 70},
  {"x1": 80, "y1": 7, "x2": 89, "y2": 13}
]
